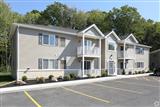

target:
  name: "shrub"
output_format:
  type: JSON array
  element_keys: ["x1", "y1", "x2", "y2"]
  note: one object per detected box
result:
[
  {"x1": 48, "y1": 75, "x2": 54, "y2": 80},
  {"x1": 22, "y1": 76, "x2": 27, "y2": 81},
  {"x1": 36, "y1": 77, "x2": 40, "y2": 83},
  {"x1": 96, "y1": 76, "x2": 101, "y2": 78},
  {"x1": 87, "y1": 74, "x2": 91, "y2": 78},
  {"x1": 142, "y1": 70, "x2": 145, "y2": 74},
  {"x1": 122, "y1": 69, "x2": 126, "y2": 75},
  {"x1": 39, "y1": 77, "x2": 45, "y2": 83},
  {"x1": 101, "y1": 70, "x2": 107, "y2": 77},
  {"x1": 69, "y1": 73, "x2": 76, "y2": 80},
  {"x1": 57, "y1": 76, "x2": 63, "y2": 81},
  {"x1": 135, "y1": 71, "x2": 138, "y2": 74},
  {"x1": 63, "y1": 75, "x2": 70, "y2": 81},
  {"x1": 138, "y1": 71, "x2": 142, "y2": 74},
  {"x1": 128, "y1": 71, "x2": 132, "y2": 75},
  {"x1": 36, "y1": 77, "x2": 45, "y2": 83}
]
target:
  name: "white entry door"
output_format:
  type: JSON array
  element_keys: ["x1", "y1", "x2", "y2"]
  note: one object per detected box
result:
[{"x1": 108, "y1": 61, "x2": 116, "y2": 75}]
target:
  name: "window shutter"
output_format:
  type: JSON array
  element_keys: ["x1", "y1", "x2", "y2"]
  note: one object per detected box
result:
[
  {"x1": 38, "y1": 58, "x2": 42, "y2": 69},
  {"x1": 38, "y1": 33, "x2": 42, "y2": 45}
]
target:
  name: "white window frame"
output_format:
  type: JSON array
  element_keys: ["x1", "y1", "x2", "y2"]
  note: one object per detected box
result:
[
  {"x1": 38, "y1": 58, "x2": 58, "y2": 69},
  {"x1": 108, "y1": 42, "x2": 115, "y2": 51}
]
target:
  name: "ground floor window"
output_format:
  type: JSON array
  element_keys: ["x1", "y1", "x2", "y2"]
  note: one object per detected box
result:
[
  {"x1": 60, "y1": 60, "x2": 66, "y2": 69},
  {"x1": 38, "y1": 58, "x2": 58, "y2": 69},
  {"x1": 136, "y1": 62, "x2": 144, "y2": 68}
]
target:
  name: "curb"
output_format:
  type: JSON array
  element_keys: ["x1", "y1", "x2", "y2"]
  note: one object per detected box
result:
[{"x1": 0, "y1": 73, "x2": 152, "y2": 94}]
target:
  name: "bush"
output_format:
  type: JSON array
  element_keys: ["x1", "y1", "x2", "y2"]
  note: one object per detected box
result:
[
  {"x1": 57, "y1": 76, "x2": 63, "y2": 81},
  {"x1": 142, "y1": 70, "x2": 145, "y2": 74},
  {"x1": 39, "y1": 77, "x2": 45, "y2": 83},
  {"x1": 22, "y1": 75, "x2": 27, "y2": 81},
  {"x1": 48, "y1": 75, "x2": 54, "y2": 80},
  {"x1": 135, "y1": 71, "x2": 138, "y2": 74},
  {"x1": 96, "y1": 76, "x2": 101, "y2": 78},
  {"x1": 36, "y1": 77, "x2": 45, "y2": 83},
  {"x1": 101, "y1": 70, "x2": 107, "y2": 77},
  {"x1": 63, "y1": 75, "x2": 70, "y2": 81},
  {"x1": 69, "y1": 73, "x2": 76, "y2": 80},
  {"x1": 128, "y1": 71, "x2": 132, "y2": 75},
  {"x1": 122, "y1": 69, "x2": 126, "y2": 75},
  {"x1": 36, "y1": 77, "x2": 40, "y2": 83},
  {"x1": 138, "y1": 71, "x2": 142, "y2": 74},
  {"x1": 87, "y1": 74, "x2": 91, "y2": 78}
]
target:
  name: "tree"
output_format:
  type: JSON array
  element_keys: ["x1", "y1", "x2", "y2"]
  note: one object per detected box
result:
[
  {"x1": 108, "y1": 5, "x2": 142, "y2": 36},
  {"x1": 38, "y1": 2, "x2": 76, "y2": 27},
  {"x1": 87, "y1": 10, "x2": 109, "y2": 32},
  {"x1": 71, "y1": 11, "x2": 88, "y2": 30},
  {"x1": 24, "y1": 10, "x2": 41, "y2": 24}
]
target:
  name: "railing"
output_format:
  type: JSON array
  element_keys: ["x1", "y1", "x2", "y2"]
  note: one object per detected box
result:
[{"x1": 77, "y1": 46, "x2": 100, "y2": 57}]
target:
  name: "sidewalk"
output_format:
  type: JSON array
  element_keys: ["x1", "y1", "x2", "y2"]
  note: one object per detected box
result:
[{"x1": 0, "y1": 73, "x2": 152, "y2": 94}]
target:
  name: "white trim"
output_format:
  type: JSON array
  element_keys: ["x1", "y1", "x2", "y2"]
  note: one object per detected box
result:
[
  {"x1": 17, "y1": 25, "x2": 20, "y2": 81},
  {"x1": 80, "y1": 24, "x2": 105, "y2": 37},
  {"x1": 105, "y1": 31, "x2": 120, "y2": 41},
  {"x1": 125, "y1": 33, "x2": 139, "y2": 43}
]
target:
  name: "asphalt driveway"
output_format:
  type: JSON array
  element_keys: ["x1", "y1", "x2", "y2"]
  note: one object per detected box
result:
[{"x1": 0, "y1": 76, "x2": 160, "y2": 107}]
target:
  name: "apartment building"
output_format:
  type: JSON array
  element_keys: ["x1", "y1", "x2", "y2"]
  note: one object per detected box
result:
[
  {"x1": 102, "y1": 31, "x2": 151, "y2": 75},
  {"x1": 10, "y1": 23, "x2": 150, "y2": 80}
]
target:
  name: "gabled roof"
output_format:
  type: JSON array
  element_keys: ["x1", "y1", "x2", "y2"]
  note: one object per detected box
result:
[
  {"x1": 79, "y1": 24, "x2": 105, "y2": 37},
  {"x1": 125, "y1": 33, "x2": 139, "y2": 43},
  {"x1": 105, "y1": 31, "x2": 120, "y2": 41}
]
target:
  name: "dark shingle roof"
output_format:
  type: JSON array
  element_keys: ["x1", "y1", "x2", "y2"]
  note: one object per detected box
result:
[{"x1": 14, "y1": 23, "x2": 79, "y2": 34}]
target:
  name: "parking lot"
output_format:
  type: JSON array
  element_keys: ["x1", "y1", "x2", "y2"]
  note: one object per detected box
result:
[{"x1": 0, "y1": 76, "x2": 160, "y2": 107}]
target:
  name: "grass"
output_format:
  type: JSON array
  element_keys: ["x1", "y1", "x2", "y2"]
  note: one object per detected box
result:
[{"x1": 0, "y1": 72, "x2": 14, "y2": 87}]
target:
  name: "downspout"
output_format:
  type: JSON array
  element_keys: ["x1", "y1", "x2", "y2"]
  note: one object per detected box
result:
[
  {"x1": 82, "y1": 34, "x2": 85, "y2": 77},
  {"x1": 123, "y1": 41, "x2": 126, "y2": 72},
  {"x1": 17, "y1": 25, "x2": 19, "y2": 81}
]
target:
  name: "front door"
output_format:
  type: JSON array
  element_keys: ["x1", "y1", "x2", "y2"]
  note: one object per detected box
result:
[
  {"x1": 81, "y1": 60, "x2": 91, "y2": 76},
  {"x1": 108, "y1": 61, "x2": 115, "y2": 75}
]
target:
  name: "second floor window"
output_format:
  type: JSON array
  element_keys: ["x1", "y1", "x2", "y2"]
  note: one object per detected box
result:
[
  {"x1": 136, "y1": 47, "x2": 144, "y2": 54},
  {"x1": 108, "y1": 43, "x2": 115, "y2": 50},
  {"x1": 39, "y1": 33, "x2": 58, "y2": 46}
]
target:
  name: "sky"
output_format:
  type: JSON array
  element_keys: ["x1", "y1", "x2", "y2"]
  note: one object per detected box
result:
[{"x1": 5, "y1": 0, "x2": 160, "y2": 22}]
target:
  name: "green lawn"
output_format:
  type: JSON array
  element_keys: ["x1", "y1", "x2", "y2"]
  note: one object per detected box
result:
[{"x1": 0, "y1": 72, "x2": 14, "y2": 86}]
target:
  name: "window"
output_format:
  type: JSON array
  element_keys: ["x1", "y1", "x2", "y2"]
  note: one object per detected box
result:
[
  {"x1": 108, "y1": 43, "x2": 115, "y2": 50},
  {"x1": 43, "y1": 35, "x2": 49, "y2": 44},
  {"x1": 60, "y1": 37, "x2": 65, "y2": 47},
  {"x1": 43, "y1": 59, "x2": 48, "y2": 69},
  {"x1": 136, "y1": 62, "x2": 144, "y2": 68},
  {"x1": 39, "y1": 33, "x2": 58, "y2": 46},
  {"x1": 60, "y1": 60, "x2": 66, "y2": 69},
  {"x1": 50, "y1": 35, "x2": 55, "y2": 46},
  {"x1": 136, "y1": 47, "x2": 144, "y2": 54},
  {"x1": 38, "y1": 58, "x2": 58, "y2": 69}
]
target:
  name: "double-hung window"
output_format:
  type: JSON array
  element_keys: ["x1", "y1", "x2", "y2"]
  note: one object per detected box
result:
[
  {"x1": 108, "y1": 42, "x2": 115, "y2": 50},
  {"x1": 43, "y1": 35, "x2": 49, "y2": 45},
  {"x1": 38, "y1": 58, "x2": 58, "y2": 69},
  {"x1": 136, "y1": 62, "x2": 144, "y2": 68},
  {"x1": 39, "y1": 33, "x2": 58, "y2": 46},
  {"x1": 136, "y1": 47, "x2": 144, "y2": 54}
]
